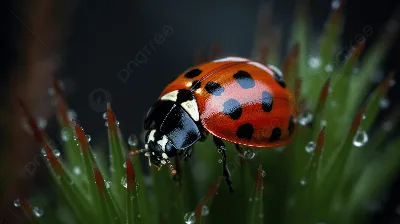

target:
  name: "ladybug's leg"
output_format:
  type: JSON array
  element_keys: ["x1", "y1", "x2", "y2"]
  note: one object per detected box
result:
[
  {"x1": 213, "y1": 136, "x2": 234, "y2": 193},
  {"x1": 182, "y1": 146, "x2": 194, "y2": 161}
]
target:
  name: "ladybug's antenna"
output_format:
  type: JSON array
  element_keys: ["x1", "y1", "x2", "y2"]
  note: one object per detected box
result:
[{"x1": 128, "y1": 148, "x2": 148, "y2": 156}]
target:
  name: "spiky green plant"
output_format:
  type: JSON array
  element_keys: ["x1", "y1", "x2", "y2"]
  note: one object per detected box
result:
[{"x1": 14, "y1": 1, "x2": 400, "y2": 224}]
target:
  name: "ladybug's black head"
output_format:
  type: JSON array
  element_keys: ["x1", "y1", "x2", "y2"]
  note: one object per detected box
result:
[{"x1": 143, "y1": 90, "x2": 202, "y2": 168}]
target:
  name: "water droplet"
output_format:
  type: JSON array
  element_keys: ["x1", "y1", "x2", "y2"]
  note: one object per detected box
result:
[
  {"x1": 324, "y1": 64, "x2": 333, "y2": 72},
  {"x1": 379, "y1": 98, "x2": 390, "y2": 109},
  {"x1": 353, "y1": 129, "x2": 369, "y2": 147},
  {"x1": 305, "y1": 141, "x2": 316, "y2": 153},
  {"x1": 218, "y1": 159, "x2": 223, "y2": 163},
  {"x1": 102, "y1": 112, "x2": 107, "y2": 120},
  {"x1": 20, "y1": 117, "x2": 33, "y2": 135},
  {"x1": 249, "y1": 198, "x2": 253, "y2": 202},
  {"x1": 116, "y1": 121, "x2": 120, "y2": 126},
  {"x1": 201, "y1": 205, "x2": 209, "y2": 216},
  {"x1": 382, "y1": 121, "x2": 393, "y2": 132},
  {"x1": 36, "y1": 117, "x2": 47, "y2": 129},
  {"x1": 320, "y1": 120, "x2": 327, "y2": 127},
  {"x1": 73, "y1": 167, "x2": 81, "y2": 175},
  {"x1": 331, "y1": 0, "x2": 340, "y2": 9},
  {"x1": 300, "y1": 178, "x2": 307, "y2": 185},
  {"x1": 61, "y1": 128, "x2": 69, "y2": 142},
  {"x1": 352, "y1": 67, "x2": 360, "y2": 74},
  {"x1": 105, "y1": 181, "x2": 111, "y2": 189},
  {"x1": 128, "y1": 134, "x2": 138, "y2": 147},
  {"x1": 32, "y1": 206, "x2": 44, "y2": 217},
  {"x1": 105, "y1": 122, "x2": 108, "y2": 127},
  {"x1": 123, "y1": 162, "x2": 127, "y2": 168},
  {"x1": 362, "y1": 114, "x2": 366, "y2": 119},
  {"x1": 244, "y1": 149, "x2": 256, "y2": 160},
  {"x1": 308, "y1": 56, "x2": 321, "y2": 69},
  {"x1": 261, "y1": 170, "x2": 266, "y2": 177},
  {"x1": 85, "y1": 135, "x2": 91, "y2": 142},
  {"x1": 13, "y1": 199, "x2": 21, "y2": 207},
  {"x1": 184, "y1": 212, "x2": 196, "y2": 224},
  {"x1": 298, "y1": 112, "x2": 313, "y2": 126},
  {"x1": 53, "y1": 149, "x2": 61, "y2": 157},
  {"x1": 121, "y1": 176, "x2": 127, "y2": 188},
  {"x1": 67, "y1": 110, "x2": 77, "y2": 121},
  {"x1": 389, "y1": 79, "x2": 396, "y2": 87},
  {"x1": 48, "y1": 87, "x2": 55, "y2": 96}
]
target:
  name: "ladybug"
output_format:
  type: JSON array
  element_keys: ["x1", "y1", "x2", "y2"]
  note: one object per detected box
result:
[{"x1": 142, "y1": 57, "x2": 296, "y2": 192}]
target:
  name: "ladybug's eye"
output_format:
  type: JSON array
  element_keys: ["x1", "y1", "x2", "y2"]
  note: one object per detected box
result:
[{"x1": 144, "y1": 101, "x2": 175, "y2": 130}]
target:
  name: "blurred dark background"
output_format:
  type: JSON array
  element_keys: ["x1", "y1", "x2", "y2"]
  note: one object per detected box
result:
[{"x1": 1, "y1": 0, "x2": 400, "y2": 223}]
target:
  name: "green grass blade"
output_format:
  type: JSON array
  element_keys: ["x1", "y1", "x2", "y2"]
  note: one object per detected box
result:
[
  {"x1": 124, "y1": 159, "x2": 140, "y2": 224},
  {"x1": 247, "y1": 165, "x2": 264, "y2": 224}
]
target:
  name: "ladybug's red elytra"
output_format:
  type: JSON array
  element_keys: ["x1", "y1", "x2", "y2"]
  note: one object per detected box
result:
[{"x1": 141, "y1": 57, "x2": 297, "y2": 192}]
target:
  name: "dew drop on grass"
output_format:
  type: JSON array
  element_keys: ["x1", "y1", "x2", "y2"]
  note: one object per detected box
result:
[
  {"x1": 13, "y1": 199, "x2": 21, "y2": 207},
  {"x1": 300, "y1": 178, "x2": 307, "y2": 185},
  {"x1": 379, "y1": 98, "x2": 390, "y2": 109},
  {"x1": 36, "y1": 117, "x2": 47, "y2": 129},
  {"x1": 298, "y1": 112, "x2": 313, "y2": 126},
  {"x1": 261, "y1": 170, "x2": 266, "y2": 177},
  {"x1": 320, "y1": 120, "x2": 327, "y2": 127},
  {"x1": 308, "y1": 56, "x2": 321, "y2": 69},
  {"x1": 85, "y1": 135, "x2": 91, "y2": 142},
  {"x1": 331, "y1": 0, "x2": 340, "y2": 9},
  {"x1": 305, "y1": 141, "x2": 316, "y2": 153},
  {"x1": 105, "y1": 181, "x2": 111, "y2": 189},
  {"x1": 102, "y1": 112, "x2": 107, "y2": 120},
  {"x1": 61, "y1": 128, "x2": 69, "y2": 141},
  {"x1": 249, "y1": 198, "x2": 253, "y2": 202},
  {"x1": 32, "y1": 206, "x2": 44, "y2": 217},
  {"x1": 201, "y1": 205, "x2": 209, "y2": 216},
  {"x1": 121, "y1": 176, "x2": 127, "y2": 188},
  {"x1": 41, "y1": 148, "x2": 60, "y2": 158},
  {"x1": 128, "y1": 134, "x2": 138, "y2": 147},
  {"x1": 123, "y1": 162, "x2": 127, "y2": 168},
  {"x1": 324, "y1": 64, "x2": 333, "y2": 72},
  {"x1": 184, "y1": 212, "x2": 196, "y2": 224},
  {"x1": 362, "y1": 114, "x2": 366, "y2": 119},
  {"x1": 73, "y1": 167, "x2": 81, "y2": 175},
  {"x1": 218, "y1": 159, "x2": 223, "y2": 163},
  {"x1": 67, "y1": 110, "x2": 77, "y2": 121},
  {"x1": 244, "y1": 149, "x2": 255, "y2": 160},
  {"x1": 353, "y1": 129, "x2": 368, "y2": 147}
]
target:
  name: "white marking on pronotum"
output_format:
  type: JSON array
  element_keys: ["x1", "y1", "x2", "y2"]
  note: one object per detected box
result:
[
  {"x1": 213, "y1": 57, "x2": 249, "y2": 62},
  {"x1": 145, "y1": 144, "x2": 148, "y2": 149},
  {"x1": 267, "y1": 64, "x2": 283, "y2": 77},
  {"x1": 160, "y1": 90, "x2": 179, "y2": 102},
  {"x1": 157, "y1": 135, "x2": 169, "y2": 151},
  {"x1": 162, "y1": 153, "x2": 168, "y2": 159},
  {"x1": 180, "y1": 99, "x2": 200, "y2": 121},
  {"x1": 147, "y1": 129, "x2": 156, "y2": 143},
  {"x1": 247, "y1": 61, "x2": 274, "y2": 76}
]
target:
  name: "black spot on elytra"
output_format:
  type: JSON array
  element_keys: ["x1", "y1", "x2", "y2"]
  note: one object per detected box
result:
[
  {"x1": 270, "y1": 127, "x2": 281, "y2": 142},
  {"x1": 236, "y1": 123, "x2": 254, "y2": 139},
  {"x1": 191, "y1": 80, "x2": 201, "y2": 90},
  {"x1": 223, "y1": 99, "x2": 242, "y2": 120},
  {"x1": 184, "y1": 68, "x2": 202, "y2": 78},
  {"x1": 273, "y1": 73, "x2": 286, "y2": 88},
  {"x1": 176, "y1": 89, "x2": 194, "y2": 103},
  {"x1": 233, "y1": 70, "x2": 255, "y2": 89},
  {"x1": 261, "y1": 91, "x2": 273, "y2": 112},
  {"x1": 288, "y1": 116, "x2": 294, "y2": 136},
  {"x1": 205, "y1": 82, "x2": 224, "y2": 96}
]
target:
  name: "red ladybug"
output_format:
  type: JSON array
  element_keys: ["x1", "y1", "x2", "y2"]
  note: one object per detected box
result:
[{"x1": 142, "y1": 57, "x2": 296, "y2": 192}]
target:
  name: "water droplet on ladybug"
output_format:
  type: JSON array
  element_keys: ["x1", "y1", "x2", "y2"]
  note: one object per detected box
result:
[
  {"x1": 305, "y1": 141, "x2": 316, "y2": 153},
  {"x1": 184, "y1": 212, "x2": 196, "y2": 224},
  {"x1": 353, "y1": 129, "x2": 369, "y2": 147}
]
